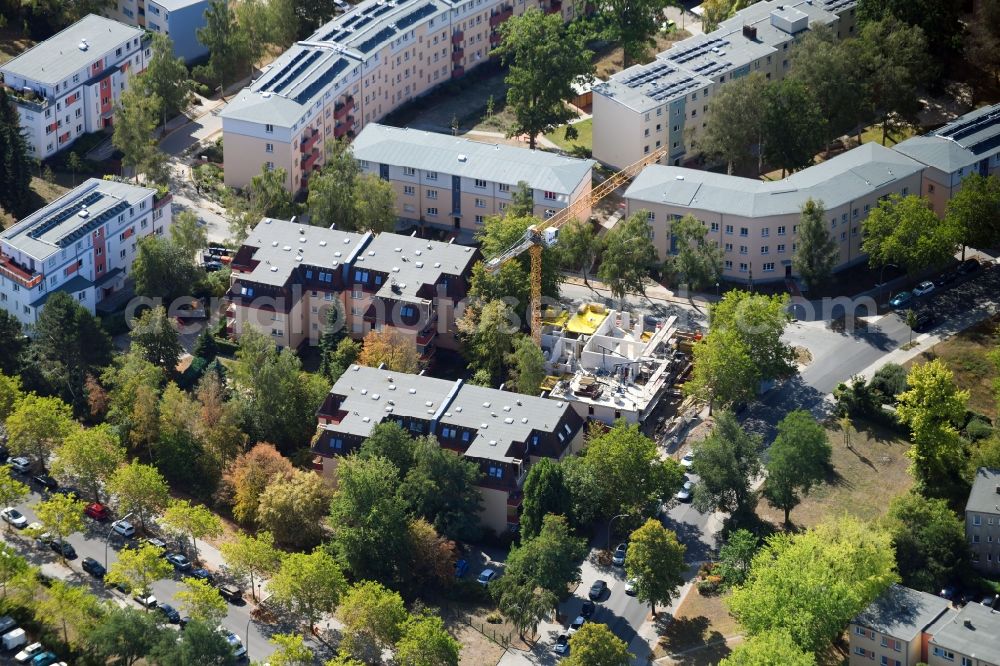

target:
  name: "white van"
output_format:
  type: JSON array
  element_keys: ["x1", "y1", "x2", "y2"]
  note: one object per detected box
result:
[{"x1": 2, "y1": 628, "x2": 26, "y2": 651}]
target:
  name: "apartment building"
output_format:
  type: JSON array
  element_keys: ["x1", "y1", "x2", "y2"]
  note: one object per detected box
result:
[
  {"x1": 314, "y1": 365, "x2": 585, "y2": 533},
  {"x1": 352, "y1": 124, "x2": 595, "y2": 233},
  {"x1": 225, "y1": 217, "x2": 478, "y2": 356},
  {"x1": 0, "y1": 178, "x2": 172, "y2": 327},
  {"x1": 592, "y1": 0, "x2": 857, "y2": 169},
  {"x1": 220, "y1": 0, "x2": 586, "y2": 192},
  {"x1": 926, "y1": 602, "x2": 1000, "y2": 666},
  {"x1": 966, "y1": 468, "x2": 1000, "y2": 573},
  {"x1": 894, "y1": 104, "x2": 1000, "y2": 215},
  {"x1": 0, "y1": 15, "x2": 149, "y2": 160},
  {"x1": 623, "y1": 142, "x2": 924, "y2": 282},
  {"x1": 849, "y1": 585, "x2": 954, "y2": 666},
  {"x1": 105, "y1": 0, "x2": 213, "y2": 63}
]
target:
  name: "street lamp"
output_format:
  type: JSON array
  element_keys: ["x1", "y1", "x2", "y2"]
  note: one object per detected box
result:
[
  {"x1": 246, "y1": 592, "x2": 272, "y2": 661},
  {"x1": 607, "y1": 513, "x2": 629, "y2": 551},
  {"x1": 878, "y1": 263, "x2": 899, "y2": 306},
  {"x1": 105, "y1": 512, "x2": 135, "y2": 571},
  {"x1": 714, "y1": 282, "x2": 719, "y2": 299}
]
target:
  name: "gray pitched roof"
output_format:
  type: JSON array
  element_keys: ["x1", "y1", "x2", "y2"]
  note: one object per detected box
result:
[
  {"x1": 0, "y1": 178, "x2": 155, "y2": 262},
  {"x1": 355, "y1": 233, "x2": 477, "y2": 303},
  {"x1": 893, "y1": 104, "x2": 1000, "y2": 173},
  {"x1": 352, "y1": 124, "x2": 595, "y2": 195},
  {"x1": 238, "y1": 218, "x2": 370, "y2": 287},
  {"x1": 929, "y1": 601, "x2": 1000, "y2": 662},
  {"x1": 0, "y1": 15, "x2": 143, "y2": 86},
  {"x1": 854, "y1": 584, "x2": 953, "y2": 642},
  {"x1": 625, "y1": 143, "x2": 924, "y2": 217},
  {"x1": 966, "y1": 468, "x2": 1000, "y2": 515}
]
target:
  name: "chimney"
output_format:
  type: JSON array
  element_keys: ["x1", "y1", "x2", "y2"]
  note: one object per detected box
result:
[
  {"x1": 964, "y1": 619, "x2": 974, "y2": 630},
  {"x1": 742, "y1": 24, "x2": 757, "y2": 40}
]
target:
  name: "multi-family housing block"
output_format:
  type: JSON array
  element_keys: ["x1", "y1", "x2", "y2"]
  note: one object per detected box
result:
[
  {"x1": 849, "y1": 584, "x2": 953, "y2": 666},
  {"x1": 926, "y1": 602, "x2": 1000, "y2": 666},
  {"x1": 0, "y1": 15, "x2": 149, "y2": 160},
  {"x1": 0, "y1": 178, "x2": 172, "y2": 326},
  {"x1": 226, "y1": 217, "x2": 478, "y2": 357},
  {"x1": 314, "y1": 365, "x2": 585, "y2": 533},
  {"x1": 220, "y1": 0, "x2": 587, "y2": 191},
  {"x1": 966, "y1": 467, "x2": 1000, "y2": 573},
  {"x1": 592, "y1": 0, "x2": 857, "y2": 169},
  {"x1": 352, "y1": 124, "x2": 595, "y2": 233},
  {"x1": 105, "y1": 0, "x2": 213, "y2": 63}
]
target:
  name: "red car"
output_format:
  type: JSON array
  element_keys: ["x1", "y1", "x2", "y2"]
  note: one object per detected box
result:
[{"x1": 84, "y1": 503, "x2": 109, "y2": 521}]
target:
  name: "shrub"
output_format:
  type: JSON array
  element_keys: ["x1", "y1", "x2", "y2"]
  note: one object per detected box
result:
[
  {"x1": 697, "y1": 578, "x2": 721, "y2": 595},
  {"x1": 485, "y1": 612, "x2": 503, "y2": 624},
  {"x1": 869, "y1": 363, "x2": 908, "y2": 403},
  {"x1": 966, "y1": 416, "x2": 994, "y2": 441}
]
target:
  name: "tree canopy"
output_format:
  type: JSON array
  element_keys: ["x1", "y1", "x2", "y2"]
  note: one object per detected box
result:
[
  {"x1": 692, "y1": 411, "x2": 762, "y2": 520},
  {"x1": 762, "y1": 410, "x2": 831, "y2": 526},
  {"x1": 597, "y1": 212, "x2": 659, "y2": 303},
  {"x1": 792, "y1": 198, "x2": 838, "y2": 291}
]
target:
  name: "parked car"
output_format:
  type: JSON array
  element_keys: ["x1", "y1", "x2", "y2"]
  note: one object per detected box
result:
[
  {"x1": 9, "y1": 458, "x2": 30, "y2": 474},
  {"x1": 51, "y1": 487, "x2": 79, "y2": 499},
  {"x1": 568, "y1": 615, "x2": 585, "y2": 634},
  {"x1": 0, "y1": 616, "x2": 17, "y2": 636},
  {"x1": 1, "y1": 508, "x2": 28, "y2": 529},
  {"x1": 612, "y1": 543, "x2": 627, "y2": 566},
  {"x1": 958, "y1": 258, "x2": 981, "y2": 276},
  {"x1": 144, "y1": 537, "x2": 168, "y2": 553},
  {"x1": 158, "y1": 603, "x2": 181, "y2": 624},
  {"x1": 31, "y1": 475, "x2": 57, "y2": 492},
  {"x1": 553, "y1": 634, "x2": 569, "y2": 656},
  {"x1": 454, "y1": 559, "x2": 469, "y2": 578},
  {"x1": 2, "y1": 627, "x2": 26, "y2": 652},
  {"x1": 680, "y1": 453, "x2": 695, "y2": 468},
  {"x1": 936, "y1": 270, "x2": 960, "y2": 287},
  {"x1": 204, "y1": 260, "x2": 224, "y2": 272},
  {"x1": 111, "y1": 519, "x2": 135, "y2": 538},
  {"x1": 221, "y1": 630, "x2": 246, "y2": 659},
  {"x1": 84, "y1": 503, "x2": 109, "y2": 521},
  {"x1": 190, "y1": 568, "x2": 214, "y2": 584},
  {"x1": 913, "y1": 281, "x2": 936, "y2": 296},
  {"x1": 166, "y1": 553, "x2": 192, "y2": 572},
  {"x1": 625, "y1": 578, "x2": 638, "y2": 596},
  {"x1": 14, "y1": 642, "x2": 43, "y2": 664},
  {"x1": 588, "y1": 580, "x2": 607, "y2": 601},
  {"x1": 580, "y1": 600, "x2": 595, "y2": 619},
  {"x1": 217, "y1": 584, "x2": 243, "y2": 603},
  {"x1": 30, "y1": 651, "x2": 57, "y2": 666},
  {"x1": 476, "y1": 569, "x2": 496, "y2": 586},
  {"x1": 81, "y1": 557, "x2": 105, "y2": 578},
  {"x1": 133, "y1": 592, "x2": 157, "y2": 608},
  {"x1": 675, "y1": 480, "x2": 694, "y2": 502},
  {"x1": 889, "y1": 291, "x2": 913, "y2": 309},
  {"x1": 49, "y1": 540, "x2": 76, "y2": 560}
]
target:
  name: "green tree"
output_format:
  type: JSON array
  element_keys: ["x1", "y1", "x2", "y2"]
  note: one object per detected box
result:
[
  {"x1": 219, "y1": 530, "x2": 282, "y2": 602},
  {"x1": 195, "y1": 0, "x2": 249, "y2": 95},
  {"x1": 130, "y1": 306, "x2": 183, "y2": 371},
  {"x1": 624, "y1": 519, "x2": 686, "y2": 615},
  {"x1": 0, "y1": 88, "x2": 34, "y2": 216},
  {"x1": 101, "y1": 349, "x2": 164, "y2": 456},
  {"x1": 170, "y1": 209, "x2": 208, "y2": 262},
  {"x1": 30, "y1": 291, "x2": 112, "y2": 409},
  {"x1": 719, "y1": 629, "x2": 815, "y2": 666},
  {"x1": 710, "y1": 290, "x2": 795, "y2": 382},
  {"x1": 113, "y1": 83, "x2": 166, "y2": 183},
  {"x1": 404, "y1": 518, "x2": 458, "y2": 595},
  {"x1": 0, "y1": 543, "x2": 28, "y2": 601},
  {"x1": 684, "y1": 327, "x2": 759, "y2": 414},
  {"x1": 727, "y1": 516, "x2": 898, "y2": 653},
  {"x1": 226, "y1": 165, "x2": 296, "y2": 241},
  {"x1": 945, "y1": 173, "x2": 1000, "y2": 257},
  {"x1": 863, "y1": 194, "x2": 960, "y2": 276},
  {"x1": 564, "y1": 622, "x2": 631, "y2": 666},
  {"x1": 491, "y1": 575, "x2": 557, "y2": 640},
  {"x1": 400, "y1": 436, "x2": 482, "y2": 542},
  {"x1": 0, "y1": 312, "x2": 26, "y2": 377},
  {"x1": 270, "y1": 549, "x2": 348, "y2": 634},
  {"x1": 33, "y1": 493, "x2": 86, "y2": 560},
  {"x1": 458, "y1": 299, "x2": 517, "y2": 384},
  {"x1": 701, "y1": 72, "x2": 767, "y2": 174},
  {"x1": 792, "y1": 198, "x2": 838, "y2": 291},
  {"x1": 307, "y1": 139, "x2": 360, "y2": 226},
  {"x1": 161, "y1": 499, "x2": 223, "y2": 563},
  {"x1": 107, "y1": 461, "x2": 170, "y2": 532},
  {"x1": 51, "y1": 424, "x2": 125, "y2": 503},
  {"x1": 352, "y1": 174, "x2": 398, "y2": 233},
  {"x1": 967, "y1": 0, "x2": 1000, "y2": 86},
  {"x1": 761, "y1": 78, "x2": 826, "y2": 176},
  {"x1": 359, "y1": 421, "x2": 416, "y2": 478},
  {"x1": 175, "y1": 577, "x2": 228, "y2": 626},
  {"x1": 0, "y1": 466, "x2": 28, "y2": 533},
  {"x1": 266, "y1": 0, "x2": 299, "y2": 49},
  {"x1": 395, "y1": 612, "x2": 461, "y2": 666},
  {"x1": 234, "y1": 0, "x2": 270, "y2": 76},
  {"x1": 597, "y1": 211, "x2": 659, "y2": 304},
  {"x1": 692, "y1": 411, "x2": 762, "y2": 520},
  {"x1": 521, "y1": 458, "x2": 572, "y2": 539},
  {"x1": 141, "y1": 33, "x2": 191, "y2": 128},
  {"x1": 257, "y1": 469, "x2": 334, "y2": 548},
  {"x1": 666, "y1": 214, "x2": 723, "y2": 291},
  {"x1": 492, "y1": 9, "x2": 593, "y2": 149},
  {"x1": 5, "y1": 393, "x2": 75, "y2": 471},
  {"x1": 856, "y1": 0, "x2": 958, "y2": 56},
  {"x1": 508, "y1": 335, "x2": 546, "y2": 395},
  {"x1": 601, "y1": 0, "x2": 676, "y2": 67},
  {"x1": 762, "y1": 410, "x2": 832, "y2": 526},
  {"x1": 152, "y1": 618, "x2": 237, "y2": 665},
  {"x1": 505, "y1": 514, "x2": 586, "y2": 601},
  {"x1": 221, "y1": 442, "x2": 293, "y2": 526},
  {"x1": 107, "y1": 543, "x2": 175, "y2": 598},
  {"x1": 0, "y1": 373, "x2": 21, "y2": 422},
  {"x1": 556, "y1": 218, "x2": 601, "y2": 287},
  {"x1": 90, "y1": 607, "x2": 166, "y2": 666},
  {"x1": 36, "y1": 579, "x2": 100, "y2": 648},
  {"x1": 896, "y1": 359, "x2": 969, "y2": 498},
  {"x1": 885, "y1": 491, "x2": 969, "y2": 593},
  {"x1": 132, "y1": 236, "x2": 204, "y2": 303},
  {"x1": 66, "y1": 151, "x2": 83, "y2": 187},
  {"x1": 716, "y1": 529, "x2": 759, "y2": 587},
  {"x1": 338, "y1": 581, "x2": 408, "y2": 662},
  {"x1": 266, "y1": 633, "x2": 315, "y2": 666},
  {"x1": 329, "y1": 455, "x2": 409, "y2": 582}
]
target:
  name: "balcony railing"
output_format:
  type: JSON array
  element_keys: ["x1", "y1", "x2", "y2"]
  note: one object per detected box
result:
[
  {"x1": 2, "y1": 85, "x2": 51, "y2": 113},
  {"x1": 302, "y1": 149, "x2": 320, "y2": 172},
  {"x1": 301, "y1": 129, "x2": 320, "y2": 154},
  {"x1": 452, "y1": 31, "x2": 463, "y2": 44},
  {"x1": 452, "y1": 48, "x2": 464, "y2": 63},
  {"x1": 334, "y1": 101, "x2": 351, "y2": 120},
  {"x1": 0, "y1": 255, "x2": 41, "y2": 289},
  {"x1": 452, "y1": 66, "x2": 465, "y2": 78}
]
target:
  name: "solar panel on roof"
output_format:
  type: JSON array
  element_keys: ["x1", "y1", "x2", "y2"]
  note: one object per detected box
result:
[
  {"x1": 260, "y1": 50, "x2": 309, "y2": 92},
  {"x1": 293, "y1": 57, "x2": 350, "y2": 104},
  {"x1": 369, "y1": 3, "x2": 393, "y2": 17},
  {"x1": 396, "y1": 3, "x2": 436, "y2": 29},
  {"x1": 358, "y1": 26, "x2": 396, "y2": 53},
  {"x1": 343, "y1": 14, "x2": 360, "y2": 26},
  {"x1": 271, "y1": 50, "x2": 323, "y2": 94},
  {"x1": 27, "y1": 191, "x2": 104, "y2": 240},
  {"x1": 670, "y1": 37, "x2": 728, "y2": 64},
  {"x1": 939, "y1": 108, "x2": 1000, "y2": 143},
  {"x1": 354, "y1": 15, "x2": 373, "y2": 28}
]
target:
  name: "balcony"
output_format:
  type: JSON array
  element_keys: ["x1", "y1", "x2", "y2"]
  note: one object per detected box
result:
[
  {"x1": 0, "y1": 254, "x2": 41, "y2": 289},
  {"x1": 545, "y1": 0, "x2": 561, "y2": 13},
  {"x1": 3, "y1": 85, "x2": 51, "y2": 113},
  {"x1": 153, "y1": 192, "x2": 172, "y2": 210},
  {"x1": 490, "y1": 6, "x2": 513, "y2": 26},
  {"x1": 451, "y1": 30, "x2": 463, "y2": 44},
  {"x1": 334, "y1": 123, "x2": 348, "y2": 139},
  {"x1": 415, "y1": 328, "x2": 437, "y2": 346},
  {"x1": 452, "y1": 48, "x2": 464, "y2": 63},
  {"x1": 334, "y1": 99, "x2": 353, "y2": 120},
  {"x1": 302, "y1": 149, "x2": 320, "y2": 172},
  {"x1": 490, "y1": 31, "x2": 501, "y2": 46},
  {"x1": 301, "y1": 128, "x2": 320, "y2": 154}
]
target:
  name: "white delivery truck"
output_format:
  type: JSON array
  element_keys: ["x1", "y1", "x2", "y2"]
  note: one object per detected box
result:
[{"x1": 2, "y1": 627, "x2": 27, "y2": 651}]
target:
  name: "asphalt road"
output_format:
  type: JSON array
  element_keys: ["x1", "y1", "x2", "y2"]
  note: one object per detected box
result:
[{"x1": 0, "y1": 481, "x2": 284, "y2": 663}]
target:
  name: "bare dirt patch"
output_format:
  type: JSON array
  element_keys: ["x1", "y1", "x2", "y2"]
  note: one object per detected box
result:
[
  {"x1": 655, "y1": 589, "x2": 739, "y2": 664},
  {"x1": 440, "y1": 601, "x2": 533, "y2": 666}
]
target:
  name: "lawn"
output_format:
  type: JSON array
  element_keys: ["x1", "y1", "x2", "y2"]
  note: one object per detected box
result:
[
  {"x1": 858, "y1": 122, "x2": 917, "y2": 147},
  {"x1": 904, "y1": 313, "x2": 1000, "y2": 420},
  {"x1": 655, "y1": 589, "x2": 740, "y2": 664},
  {"x1": 594, "y1": 29, "x2": 692, "y2": 79},
  {"x1": 543, "y1": 118, "x2": 592, "y2": 157},
  {"x1": 756, "y1": 418, "x2": 914, "y2": 531},
  {"x1": 0, "y1": 26, "x2": 34, "y2": 66}
]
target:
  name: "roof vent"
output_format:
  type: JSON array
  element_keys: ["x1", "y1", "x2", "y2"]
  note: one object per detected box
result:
[
  {"x1": 77, "y1": 210, "x2": 89, "y2": 218},
  {"x1": 483, "y1": 402, "x2": 491, "y2": 408},
  {"x1": 392, "y1": 267, "x2": 400, "y2": 272},
  {"x1": 481, "y1": 423, "x2": 488, "y2": 429},
  {"x1": 409, "y1": 388, "x2": 417, "y2": 394},
  {"x1": 388, "y1": 384, "x2": 396, "y2": 390},
  {"x1": 456, "y1": 406, "x2": 463, "y2": 412},
  {"x1": 504, "y1": 417, "x2": 514, "y2": 424},
  {"x1": 371, "y1": 393, "x2": 380, "y2": 400},
  {"x1": 742, "y1": 24, "x2": 757, "y2": 40},
  {"x1": 334, "y1": 251, "x2": 342, "y2": 257},
  {"x1": 270, "y1": 266, "x2": 279, "y2": 272},
  {"x1": 995, "y1": 485, "x2": 1000, "y2": 495},
  {"x1": 368, "y1": 250, "x2": 375, "y2": 256},
  {"x1": 394, "y1": 247, "x2": 402, "y2": 252},
  {"x1": 360, "y1": 388, "x2": 368, "y2": 395},
  {"x1": 283, "y1": 245, "x2": 292, "y2": 251},
  {"x1": 415, "y1": 250, "x2": 422, "y2": 256},
  {"x1": 675, "y1": 175, "x2": 685, "y2": 181},
  {"x1": 385, "y1": 406, "x2": 393, "y2": 412},
  {"x1": 521, "y1": 417, "x2": 528, "y2": 423},
  {"x1": 319, "y1": 240, "x2": 327, "y2": 246},
  {"x1": 362, "y1": 416, "x2": 371, "y2": 422},
  {"x1": 261, "y1": 92, "x2": 272, "y2": 98},
  {"x1": 78, "y1": 40, "x2": 88, "y2": 51},
  {"x1": 556, "y1": 402, "x2": 564, "y2": 407},
  {"x1": 965, "y1": 619, "x2": 975, "y2": 629},
  {"x1": 503, "y1": 406, "x2": 511, "y2": 412},
  {"x1": 425, "y1": 401, "x2": 434, "y2": 407},
  {"x1": 272, "y1": 241, "x2": 279, "y2": 247},
  {"x1": 299, "y1": 236, "x2": 307, "y2": 243},
  {"x1": 415, "y1": 261, "x2": 424, "y2": 268},
  {"x1": 489, "y1": 440, "x2": 497, "y2": 446},
  {"x1": 434, "y1": 262, "x2": 441, "y2": 268},
  {"x1": 458, "y1": 154, "x2": 467, "y2": 162},
  {"x1": 344, "y1": 238, "x2": 352, "y2": 244}
]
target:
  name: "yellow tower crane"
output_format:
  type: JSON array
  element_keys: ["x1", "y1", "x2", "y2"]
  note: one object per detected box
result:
[{"x1": 484, "y1": 146, "x2": 670, "y2": 345}]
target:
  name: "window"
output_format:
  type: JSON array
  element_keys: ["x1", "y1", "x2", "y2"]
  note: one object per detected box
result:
[
  {"x1": 739, "y1": 262, "x2": 748, "y2": 272},
  {"x1": 498, "y1": 183, "x2": 510, "y2": 192},
  {"x1": 426, "y1": 171, "x2": 438, "y2": 180},
  {"x1": 403, "y1": 166, "x2": 415, "y2": 176},
  {"x1": 854, "y1": 648, "x2": 867, "y2": 657},
  {"x1": 475, "y1": 198, "x2": 486, "y2": 208},
  {"x1": 739, "y1": 245, "x2": 748, "y2": 255},
  {"x1": 974, "y1": 515, "x2": 982, "y2": 525},
  {"x1": 265, "y1": 143, "x2": 273, "y2": 153},
  {"x1": 710, "y1": 222, "x2": 719, "y2": 232},
  {"x1": 739, "y1": 227, "x2": 748, "y2": 237},
  {"x1": 265, "y1": 124, "x2": 274, "y2": 133},
  {"x1": 647, "y1": 211, "x2": 655, "y2": 222},
  {"x1": 725, "y1": 243, "x2": 733, "y2": 252},
  {"x1": 404, "y1": 185, "x2": 415, "y2": 195},
  {"x1": 426, "y1": 207, "x2": 438, "y2": 216},
  {"x1": 761, "y1": 228, "x2": 769, "y2": 237},
  {"x1": 724, "y1": 260, "x2": 733, "y2": 270},
  {"x1": 973, "y1": 534, "x2": 980, "y2": 543},
  {"x1": 932, "y1": 647, "x2": 954, "y2": 661},
  {"x1": 475, "y1": 215, "x2": 485, "y2": 224},
  {"x1": 854, "y1": 627, "x2": 866, "y2": 636},
  {"x1": 426, "y1": 189, "x2": 437, "y2": 199},
  {"x1": 544, "y1": 191, "x2": 556, "y2": 201},
  {"x1": 725, "y1": 225, "x2": 734, "y2": 235},
  {"x1": 265, "y1": 161, "x2": 274, "y2": 171},
  {"x1": 928, "y1": 183, "x2": 935, "y2": 193},
  {"x1": 777, "y1": 244, "x2": 785, "y2": 253},
  {"x1": 962, "y1": 658, "x2": 973, "y2": 666}
]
